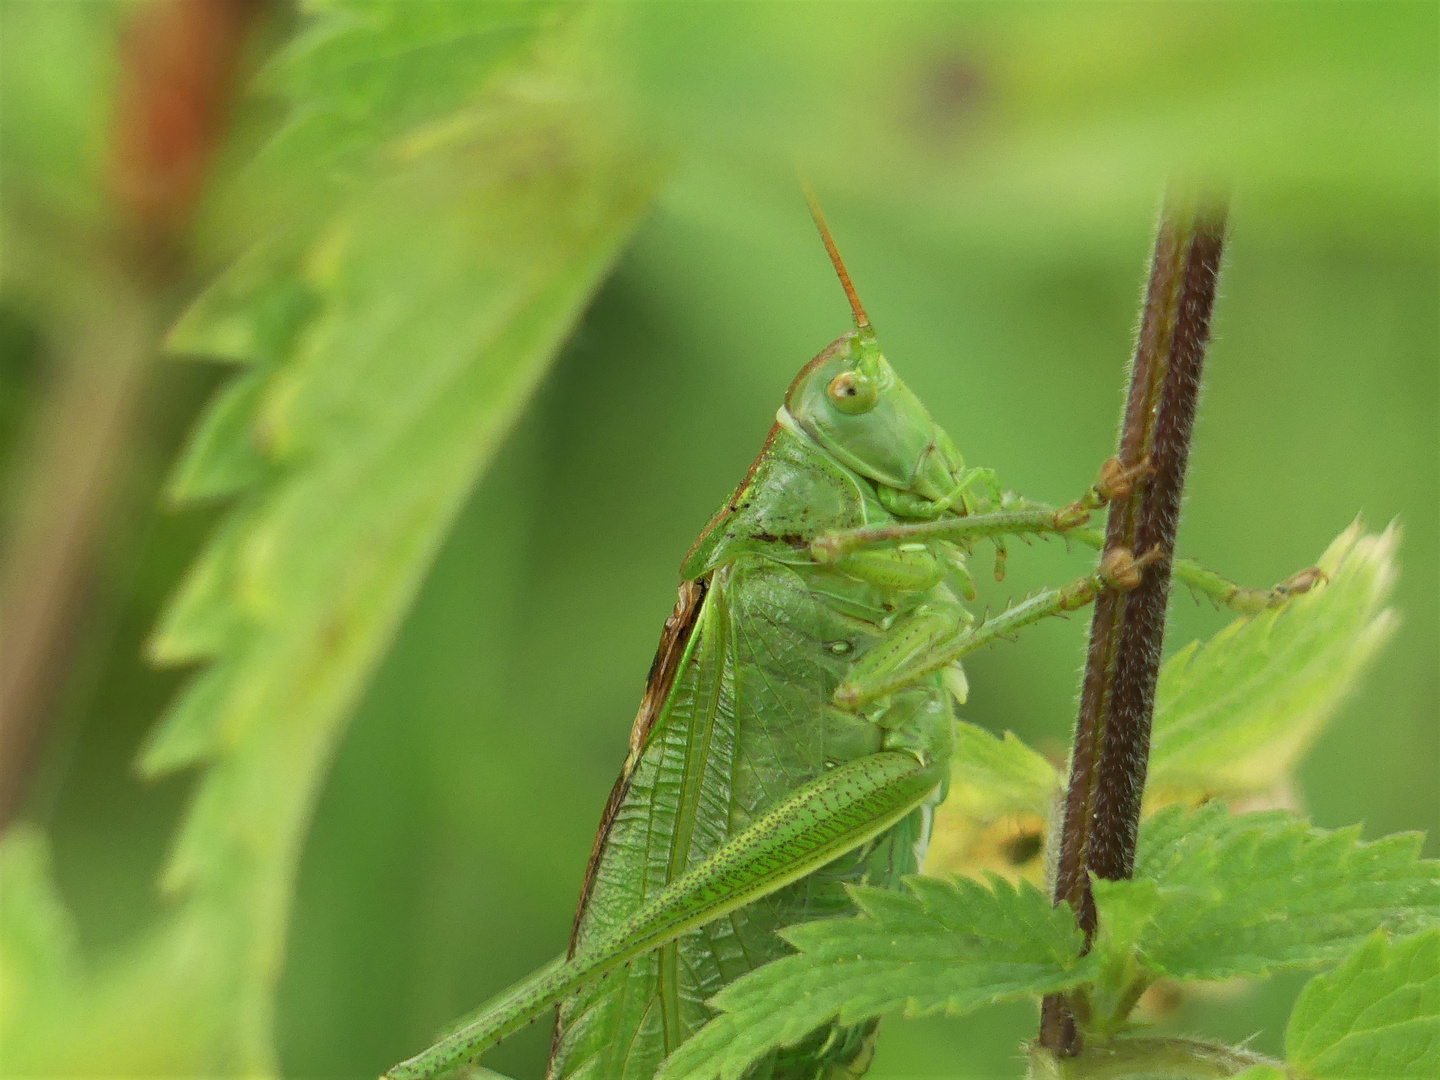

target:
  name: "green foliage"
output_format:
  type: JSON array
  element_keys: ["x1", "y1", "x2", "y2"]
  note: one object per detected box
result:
[
  {"x1": 1148, "y1": 522, "x2": 1400, "y2": 805},
  {"x1": 657, "y1": 876, "x2": 1093, "y2": 1080},
  {"x1": 2, "y1": 3, "x2": 658, "y2": 1075},
  {"x1": 0, "y1": 0, "x2": 116, "y2": 231},
  {"x1": 1285, "y1": 930, "x2": 1440, "y2": 1080},
  {"x1": 1097, "y1": 805, "x2": 1440, "y2": 983},
  {"x1": 762, "y1": 524, "x2": 1416, "y2": 1076},
  {"x1": 663, "y1": 798, "x2": 1439, "y2": 1078},
  {"x1": 1083, "y1": 805, "x2": 1440, "y2": 1035},
  {"x1": 1, "y1": 4, "x2": 1432, "y2": 1079},
  {"x1": 232, "y1": 0, "x2": 570, "y2": 238},
  {"x1": 1029, "y1": 1037, "x2": 1281, "y2": 1080}
]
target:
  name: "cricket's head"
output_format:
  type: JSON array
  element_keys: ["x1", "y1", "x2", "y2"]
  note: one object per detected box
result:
[
  {"x1": 785, "y1": 329, "x2": 961, "y2": 502},
  {"x1": 786, "y1": 187, "x2": 962, "y2": 504}
]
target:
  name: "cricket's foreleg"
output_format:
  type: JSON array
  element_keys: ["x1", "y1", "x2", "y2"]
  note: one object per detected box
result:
[
  {"x1": 877, "y1": 465, "x2": 1002, "y2": 519},
  {"x1": 812, "y1": 505, "x2": 1076, "y2": 565},
  {"x1": 812, "y1": 457, "x2": 1143, "y2": 565},
  {"x1": 834, "y1": 547, "x2": 1157, "y2": 712},
  {"x1": 382, "y1": 753, "x2": 943, "y2": 1080},
  {"x1": 1065, "y1": 527, "x2": 1327, "y2": 615}
]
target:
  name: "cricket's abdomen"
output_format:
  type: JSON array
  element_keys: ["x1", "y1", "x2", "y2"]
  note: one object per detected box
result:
[{"x1": 548, "y1": 558, "x2": 939, "y2": 1080}]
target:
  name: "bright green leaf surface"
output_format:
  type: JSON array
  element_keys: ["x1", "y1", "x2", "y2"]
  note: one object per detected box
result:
[
  {"x1": 1093, "y1": 805, "x2": 1440, "y2": 986},
  {"x1": 1286, "y1": 930, "x2": 1440, "y2": 1080},
  {"x1": 1148, "y1": 523, "x2": 1398, "y2": 805},
  {"x1": 657, "y1": 876, "x2": 1094, "y2": 1080}
]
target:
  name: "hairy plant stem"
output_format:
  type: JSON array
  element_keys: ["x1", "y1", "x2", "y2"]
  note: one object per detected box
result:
[{"x1": 1038, "y1": 192, "x2": 1229, "y2": 1055}]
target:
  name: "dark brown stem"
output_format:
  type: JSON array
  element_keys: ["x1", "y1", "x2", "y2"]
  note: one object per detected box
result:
[{"x1": 1039, "y1": 191, "x2": 1229, "y2": 1055}]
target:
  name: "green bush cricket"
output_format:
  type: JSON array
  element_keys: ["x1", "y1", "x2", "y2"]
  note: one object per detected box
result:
[{"x1": 383, "y1": 195, "x2": 1312, "y2": 1080}]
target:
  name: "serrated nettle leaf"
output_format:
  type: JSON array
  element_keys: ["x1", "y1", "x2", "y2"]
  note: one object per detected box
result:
[
  {"x1": 136, "y1": 661, "x2": 241, "y2": 778},
  {"x1": 165, "y1": 251, "x2": 319, "y2": 366},
  {"x1": 1148, "y1": 523, "x2": 1398, "y2": 806},
  {"x1": 233, "y1": 0, "x2": 572, "y2": 237},
  {"x1": 164, "y1": 368, "x2": 275, "y2": 503},
  {"x1": 923, "y1": 722, "x2": 1059, "y2": 884},
  {"x1": 657, "y1": 875, "x2": 1094, "y2": 1080},
  {"x1": 1087, "y1": 878, "x2": 1162, "y2": 1028},
  {"x1": 1286, "y1": 930, "x2": 1440, "y2": 1080},
  {"x1": 147, "y1": 510, "x2": 254, "y2": 667},
  {"x1": 1091, "y1": 805, "x2": 1440, "y2": 996},
  {"x1": 0, "y1": 6, "x2": 662, "y2": 1076}
]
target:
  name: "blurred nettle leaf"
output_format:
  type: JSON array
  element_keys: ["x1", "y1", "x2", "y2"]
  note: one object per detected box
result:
[
  {"x1": 1285, "y1": 930, "x2": 1440, "y2": 1080},
  {"x1": 656, "y1": 876, "x2": 1094, "y2": 1080},
  {"x1": 1148, "y1": 522, "x2": 1400, "y2": 807},
  {"x1": 0, "y1": 826, "x2": 82, "y2": 1020},
  {"x1": 1086, "y1": 804, "x2": 1440, "y2": 1030},
  {"x1": 227, "y1": 0, "x2": 572, "y2": 240},
  {"x1": 922, "y1": 721, "x2": 1059, "y2": 886},
  {"x1": 0, "y1": 1, "x2": 117, "y2": 233},
  {"x1": 1, "y1": 2, "x2": 659, "y2": 1076}
]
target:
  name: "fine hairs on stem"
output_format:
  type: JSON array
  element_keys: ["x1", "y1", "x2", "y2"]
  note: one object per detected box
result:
[{"x1": 1039, "y1": 190, "x2": 1229, "y2": 1056}]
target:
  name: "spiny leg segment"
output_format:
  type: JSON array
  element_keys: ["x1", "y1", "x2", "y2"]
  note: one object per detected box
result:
[{"x1": 812, "y1": 456, "x2": 1323, "y2": 617}]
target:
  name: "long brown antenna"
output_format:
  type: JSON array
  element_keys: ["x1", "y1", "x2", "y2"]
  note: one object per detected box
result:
[{"x1": 801, "y1": 183, "x2": 870, "y2": 331}]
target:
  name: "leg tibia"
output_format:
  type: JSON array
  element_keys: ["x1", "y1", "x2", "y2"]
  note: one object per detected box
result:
[{"x1": 1172, "y1": 560, "x2": 1326, "y2": 615}]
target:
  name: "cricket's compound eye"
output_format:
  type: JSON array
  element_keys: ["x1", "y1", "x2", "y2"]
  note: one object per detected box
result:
[{"x1": 826, "y1": 370, "x2": 878, "y2": 415}]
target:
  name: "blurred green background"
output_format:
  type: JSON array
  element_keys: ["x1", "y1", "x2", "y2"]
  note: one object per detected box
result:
[{"x1": 2, "y1": 2, "x2": 1434, "y2": 1078}]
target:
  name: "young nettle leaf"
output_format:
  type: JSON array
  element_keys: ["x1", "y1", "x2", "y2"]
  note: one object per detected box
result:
[
  {"x1": 1091, "y1": 805, "x2": 1440, "y2": 993},
  {"x1": 1284, "y1": 930, "x2": 1440, "y2": 1080},
  {"x1": 923, "y1": 721, "x2": 1061, "y2": 884},
  {"x1": 656, "y1": 876, "x2": 1095, "y2": 1080},
  {"x1": 1148, "y1": 523, "x2": 1398, "y2": 807}
]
